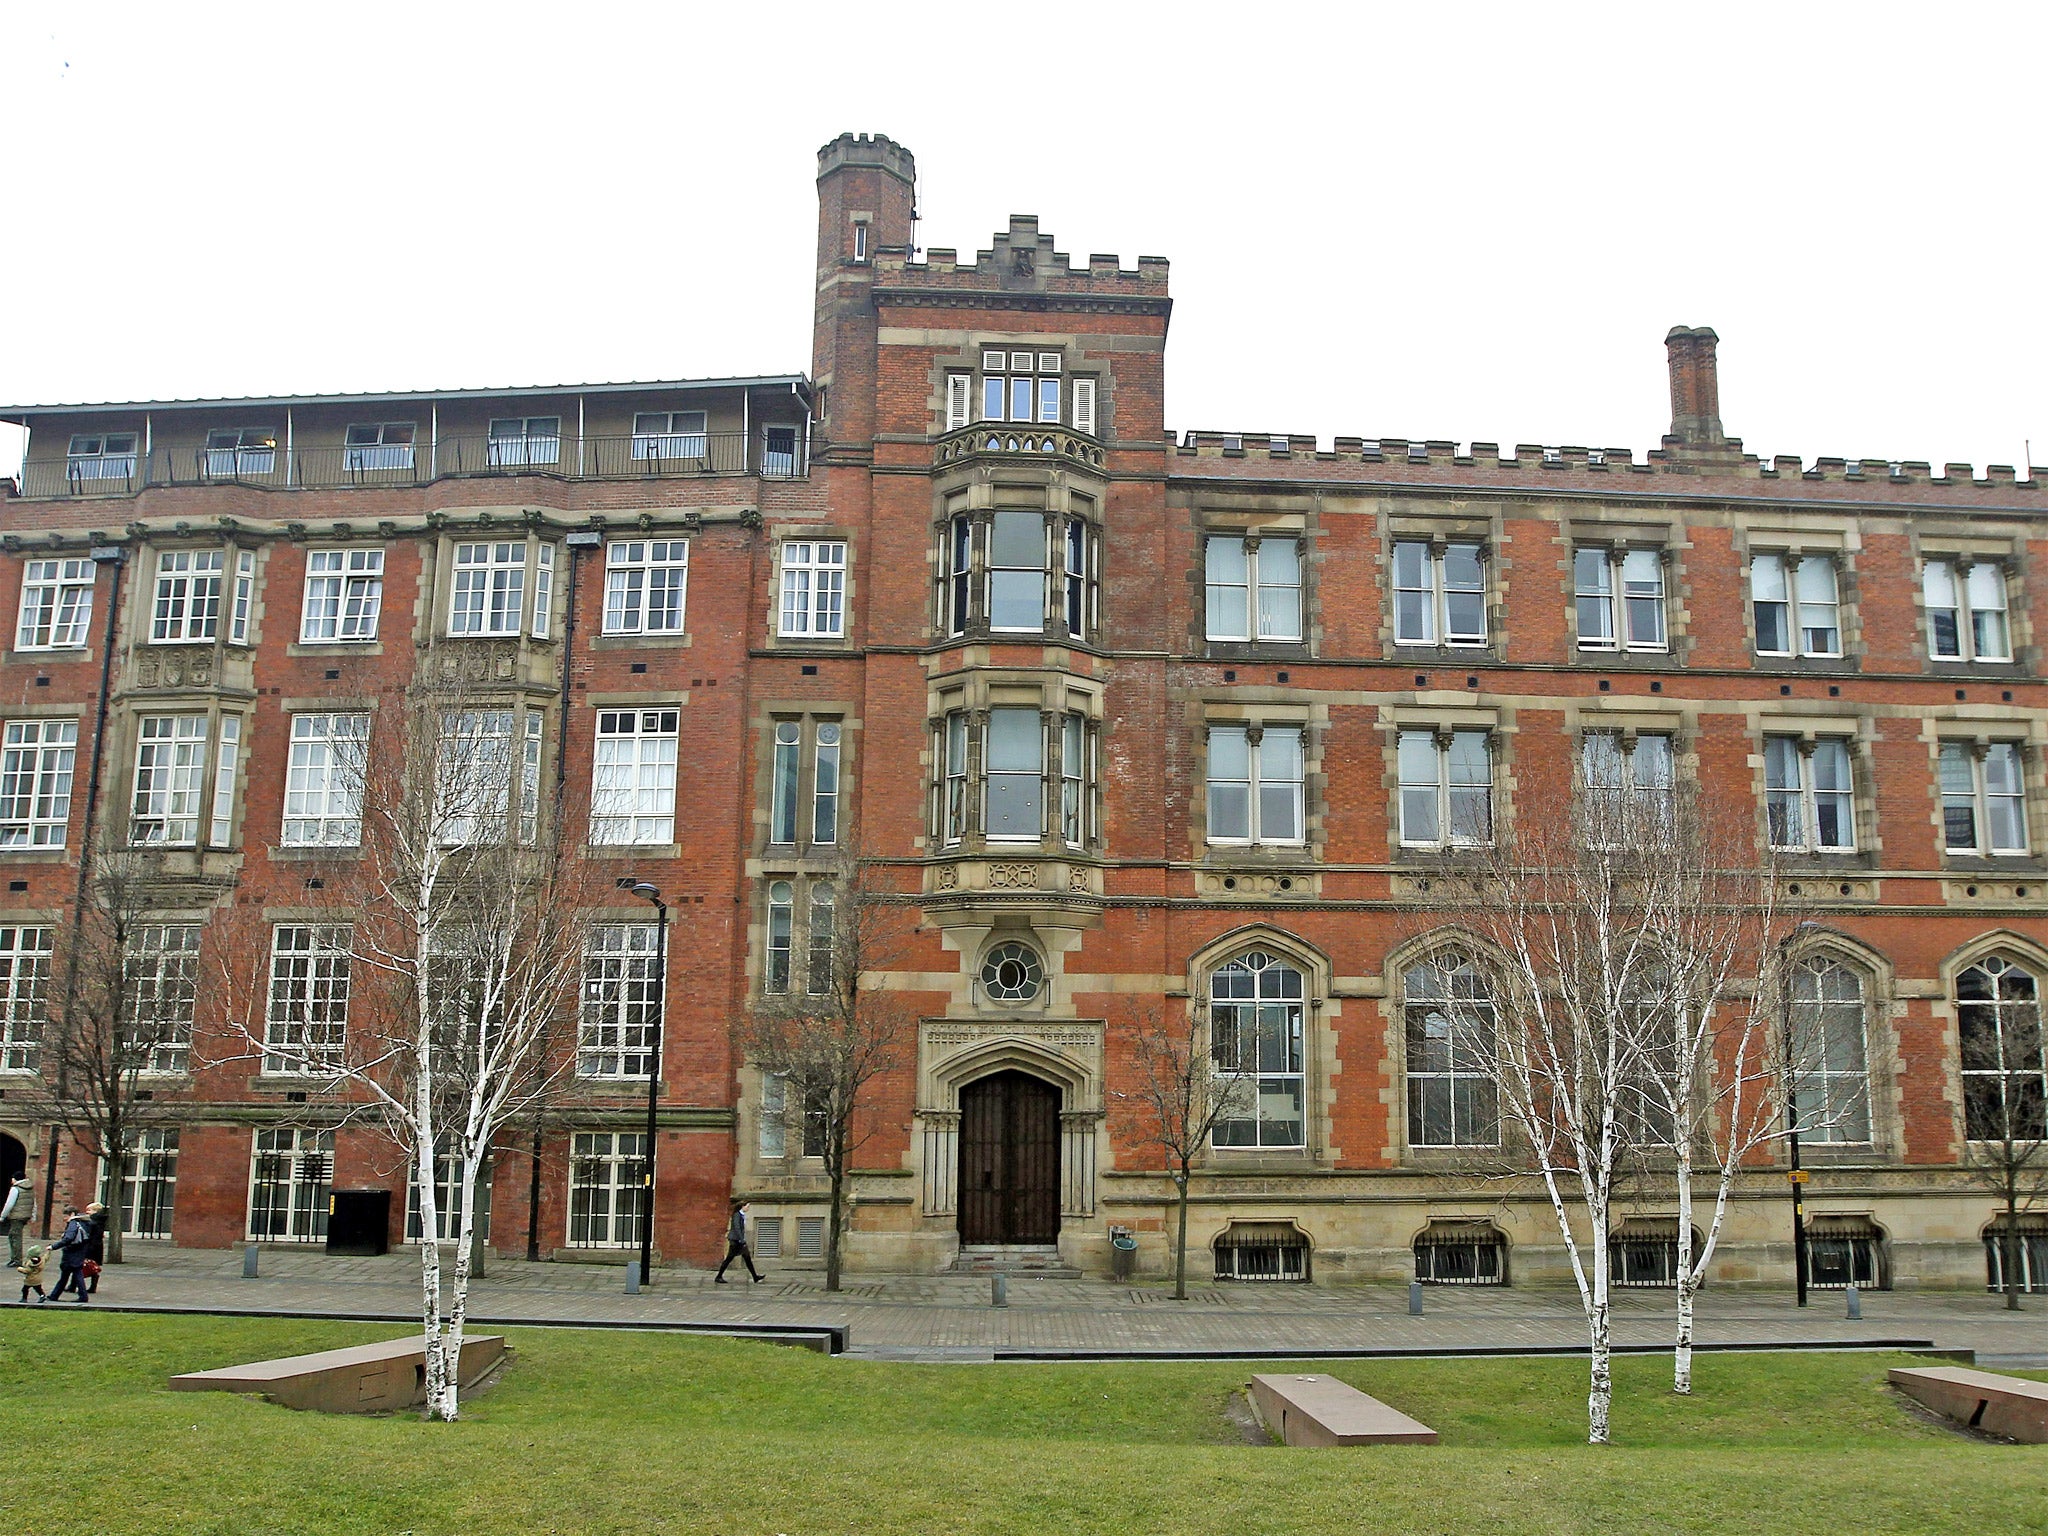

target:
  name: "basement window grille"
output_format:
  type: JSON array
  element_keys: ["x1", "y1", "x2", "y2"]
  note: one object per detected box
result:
[{"x1": 1214, "y1": 1221, "x2": 1310, "y2": 1282}]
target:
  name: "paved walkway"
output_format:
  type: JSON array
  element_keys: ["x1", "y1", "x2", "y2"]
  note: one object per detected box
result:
[{"x1": 29, "y1": 1244, "x2": 2047, "y2": 1364}]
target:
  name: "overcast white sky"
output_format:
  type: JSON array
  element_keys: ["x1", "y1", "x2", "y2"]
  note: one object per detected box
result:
[{"x1": 4, "y1": 2, "x2": 2043, "y2": 475}]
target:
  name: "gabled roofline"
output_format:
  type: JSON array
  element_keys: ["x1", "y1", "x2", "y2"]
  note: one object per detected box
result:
[{"x1": 0, "y1": 374, "x2": 813, "y2": 423}]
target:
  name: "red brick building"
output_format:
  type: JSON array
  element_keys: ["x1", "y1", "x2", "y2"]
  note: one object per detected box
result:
[{"x1": 3, "y1": 131, "x2": 2043, "y2": 1290}]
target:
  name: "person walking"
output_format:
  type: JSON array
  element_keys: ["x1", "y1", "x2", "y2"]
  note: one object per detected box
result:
[
  {"x1": 82, "y1": 1202, "x2": 106, "y2": 1295},
  {"x1": 14, "y1": 1244, "x2": 47, "y2": 1304},
  {"x1": 0, "y1": 1176, "x2": 32, "y2": 1268},
  {"x1": 713, "y1": 1198, "x2": 763, "y2": 1283},
  {"x1": 47, "y1": 1206, "x2": 91, "y2": 1305}
]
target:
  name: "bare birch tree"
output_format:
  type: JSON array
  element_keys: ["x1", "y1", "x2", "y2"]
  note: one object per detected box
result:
[
  {"x1": 224, "y1": 656, "x2": 589, "y2": 1419},
  {"x1": 1958, "y1": 955, "x2": 2048, "y2": 1310},
  {"x1": 42, "y1": 844, "x2": 196, "y2": 1264},
  {"x1": 735, "y1": 860, "x2": 913, "y2": 1293},
  {"x1": 1116, "y1": 1001, "x2": 1255, "y2": 1300},
  {"x1": 1427, "y1": 761, "x2": 1675, "y2": 1445}
]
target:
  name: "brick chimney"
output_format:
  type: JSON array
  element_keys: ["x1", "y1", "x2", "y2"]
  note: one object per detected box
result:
[{"x1": 1664, "y1": 325, "x2": 1725, "y2": 446}]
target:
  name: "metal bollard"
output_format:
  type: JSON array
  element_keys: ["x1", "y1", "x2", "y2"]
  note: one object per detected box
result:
[
  {"x1": 991, "y1": 1273, "x2": 1008, "y2": 1308},
  {"x1": 242, "y1": 1243, "x2": 260, "y2": 1279},
  {"x1": 1845, "y1": 1283, "x2": 1861, "y2": 1320},
  {"x1": 1409, "y1": 1280, "x2": 1424, "y2": 1316},
  {"x1": 625, "y1": 1259, "x2": 641, "y2": 1296}
]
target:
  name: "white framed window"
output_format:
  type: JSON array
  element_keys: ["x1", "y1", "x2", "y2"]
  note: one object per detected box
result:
[
  {"x1": 449, "y1": 542, "x2": 527, "y2": 637},
  {"x1": 1787, "y1": 957, "x2": 1872, "y2": 1145},
  {"x1": 1071, "y1": 377, "x2": 1097, "y2": 436},
  {"x1": 1398, "y1": 728, "x2": 1493, "y2": 848},
  {"x1": 1924, "y1": 559, "x2": 2011, "y2": 663},
  {"x1": 282, "y1": 713, "x2": 368, "y2": 846},
  {"x1": 602, "y1": 540, "x2": 689, "y2": 635},
  {"x1": 769, "y1": 720, "x2": 801, "y2": 845},
  {"x1": 0, "y1": 926, "x2": 53, "y2": 1073},
  {"x1": 1207, "y1": 536, "x2": 1303, "y2": 643},
  {"x1": 66, "y1": 432, "x2": 138, "y2": 481},
  {"x1": 945, "y1": 373, "x2": 972, "y2": 431},
  {"x1": 569, "y1": 1131, "x2": 648, "y2": 1247},
  {"x1": 301, "y1": 549, "x2": 383, "y2": 642},
  {"x1": 807, "y1": 884, "x2": 835, "y2": 996},
  {"x1": 1205, "y1": 724, "x2": 1304, "y2": 844},
  {"x1": 16, "y1": 559, "x2": 95, "y2": 650},
  {"x1": 437, "y1": 709, "x2": 543, "y2": 846},
  {"x1": 579, "y1": 924, "x2": 661, "y2": 1078},
  {"x1": 343, "y1": 422, "x2": 415, "y2": 472},
  {"x1": 1060, "y1": 713, "x2": 1087, "y2": 847},
  {"x1": 263, "y1": 924, "x2": 352, "y2": 1075},
  {"x1": 1392, "y1": 540, "x2": 1485, "y2": 647},
  {"x1": 1957, "y1": 956, "x2": 2046, "y2": 1143},
  {"x1": 487, "y1": 415, "x2": 560, "y2": 468},
  {"x1": 759, "y1": 1074, "x2": 827, "y2": 1159},
  {"x1": 532, "y1": 542, "x2": 554, "y2": 639},
  {"x1": 986, "y1": 705, "x2": 1043, "y2": 840},
  {"x1": 1751, "y1": 552, "x2": 1841, "y2": 658},
  {"x1": 209, "y1": 714, "x2": 242, "y2": 845},
  {"x1": 130, "y1": 715, "x2": 208, "y2": 846},
  {"x1": 942, "y1": 712, "x2": 968, "y2": 844},
  {"x1": 766, "y1": 880, "x2": 794, "y2": 993},
  {"x1": 987, "y1": 513, "x2": 1045, "y2": 632},
  {"x1": 125, "y1": 923, "x2": 201, "y2": 1074},
  {"x1": 1941, "y1": 741, "x2": 2029, "y2": 856},
  {"x1": 852, "y1": 220, "x2": 869, "y2": 261},
  {"x1": 1210, "y1": 951, "x2": 1306, "y2": 1149},
  {"x1": 0, "y1": 719, "x2": 77, "y2": 848},
  {"x1": 1764, "y1": 737, "x2": 1855, "y2": 852},
  {"x1": 1574, "y1": 547, "x2": 1665, "y2": 651},
  {"x1": 1580, "y1": 730, "x2": 1674, "y2": 842},
  {"x1": 632, "y1": 411, "x2": 707, "y2": 461},
  {"x1": 978, "y1": 350, "x2": 1062, "y2": 424},
  {"x1": 228, "y1": 550, "x2": 256, "y2": 644},
  {"x1": 591, "y1": 708, "x2": 678, "y2": 845},
  {"x1": 813, "y1": 721, "x2": 841, "y2": 845},
  {"x1": 203, "y1": 427, "x2": 277, "y2": 478},
  {"x1": 151, "y1": 550, "x2": 224, "y2": 643},
  {"x1": 759, "y1": 1073, "x2": 788, "y2": 1158},
  {"x1": 779, "y1": 541, "x2": 847, "y2": 639},
  {"x1": 248, "y1": 1127, "x2": 334, "y2": 1241},
  {"x1": 1404, "y1": 953, "x2": 1500, "y2": 1148},
  {"x1": 117, "y1": 1128, "x2": 178, "y2": 1240}
]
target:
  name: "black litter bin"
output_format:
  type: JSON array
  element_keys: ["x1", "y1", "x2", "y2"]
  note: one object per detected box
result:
[
  {"x1": 1110, "y1": 1229, "x2": 1138, "y2": 1282},
  {"x1": 326, "y1": 1189, "x2": 392, "y2": 1256}
]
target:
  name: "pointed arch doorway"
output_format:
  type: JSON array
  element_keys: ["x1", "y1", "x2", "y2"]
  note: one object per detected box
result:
[{"x1": 957, "y1": 1071, "x2": 1061, "y2": 1245}]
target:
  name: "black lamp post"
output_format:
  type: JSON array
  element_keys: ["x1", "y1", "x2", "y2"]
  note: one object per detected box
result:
[{"x1": 630, "y1": 881, "x2": 668, "y2": 1288}]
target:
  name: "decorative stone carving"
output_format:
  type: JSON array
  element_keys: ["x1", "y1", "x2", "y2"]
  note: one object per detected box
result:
[
  {"x1": 987, "y1": 862, "x2": 1036, "y2": 889},
  {"x1": 934, "y1": 865, "x2": 958, "y2": 891},
  {"x1": 1068, "y1": 866, "x2": 1091, "y2": 893}
]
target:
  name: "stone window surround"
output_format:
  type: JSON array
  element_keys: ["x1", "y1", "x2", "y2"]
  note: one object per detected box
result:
[
  {"x1": 1929, "y1": 722, "x2": 2046, "y2": 868},
  {"x1": 928, "y1": 337, "x2": 1113, "y2": 443},
  {"x1": 1187, "y1": 698, "x2": 1324, "y2": 862},
  {"x1": 926, "y1": 673, "x2": 1103, "y2": 854},
  {"x1": 1182, "y1": 925, "x2": 1338, "y2": 1170},
  {"x1": 1197, "y1": 507, "x2": 1315, "y2": 659},
  {"x1": 932, "y1": 477, "x2": 1102, "y2": 645},
  {"x1": 423, "y1": 527, "x2": 559, "y2": 644},
  {"x1": 120, "y1": 699, "x2": 250, "y2": 853},
  {"x1": 1746, "y1": 711, "x2": 1882, "y2": 868},
  {"x1": 1912, "y1": 530, "x2": 2029, "y2": 670},
  {"x1": 1377, "y1": 704, "x2": 1508, "y2": 860},
  {"x1": 1561, "y1": 514, "x2": 1686, "y2": 664},
  {"x1": 1385, "y1": 510, "x2": 1502, "y2": 661},
  {"x1": 1935, "y1": 934, "x2": 2048, "y2": 1153},
  {"x1": 764, "y1": 525, "x2": 855, "y2": 650},
  {"x1": 751, "y1": 700, "x2": 856, "y2": 858},
  {"x1": 1730, "y1": 523, "x2": 1860, "y2": 671}
]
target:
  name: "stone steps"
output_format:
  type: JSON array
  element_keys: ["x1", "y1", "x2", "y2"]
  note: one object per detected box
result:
[{"x1": 948, "y1": 1244, "x2": 1081, "y2": 1278}]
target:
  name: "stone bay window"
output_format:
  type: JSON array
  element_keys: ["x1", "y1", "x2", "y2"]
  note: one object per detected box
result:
[
  {"x1": 937, "y1": 497, "x2": 1100, "y2": 643},
  {"x1": 931, "y1": 692, "x2": 1100, "y2": 850}
]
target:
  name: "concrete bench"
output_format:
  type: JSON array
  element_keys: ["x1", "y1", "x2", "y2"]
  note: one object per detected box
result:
[
  {"x1": 1250, "y1": 1372, "x2": 1438, "y2": 1447},
  {"x1": 170, "y1": 1334, "x2": 508, "y2": 1414},
  {"x1": 1889, "y1": 1366, "x2": 2048, "y2": 1443}
]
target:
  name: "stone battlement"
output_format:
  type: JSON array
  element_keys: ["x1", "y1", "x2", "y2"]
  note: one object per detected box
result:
[
  {"x1": 1171, "y1": 429, "x2": 2043, "y2": 497},
  {"x1": 874, "y1": 215, "x2": 1169, "y2": 302}
]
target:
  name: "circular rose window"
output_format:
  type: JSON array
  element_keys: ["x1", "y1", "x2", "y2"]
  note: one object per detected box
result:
[{"x1": 979, "y1": 942, "x2": 1043, "y2": 1003}]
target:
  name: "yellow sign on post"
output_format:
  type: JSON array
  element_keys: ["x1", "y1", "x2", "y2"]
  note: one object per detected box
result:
[{"x1": 1788, "y1": 1169, "x2": 1811, "y2": 1184}]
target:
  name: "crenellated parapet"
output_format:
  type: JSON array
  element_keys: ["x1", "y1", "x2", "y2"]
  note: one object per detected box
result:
[{"x1": 872, "y1": 215, "x2": 1169, "y2": 314}]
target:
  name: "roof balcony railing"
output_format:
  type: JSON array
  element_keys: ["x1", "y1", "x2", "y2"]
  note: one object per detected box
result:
[{"x1": 8, "y1": 428, "x2": 808, "y2": 499}]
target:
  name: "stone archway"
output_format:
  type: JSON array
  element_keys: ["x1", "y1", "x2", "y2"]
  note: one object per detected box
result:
[{"x1": 957, "y1": 1070, "x2": 1062, "y2": 1245}]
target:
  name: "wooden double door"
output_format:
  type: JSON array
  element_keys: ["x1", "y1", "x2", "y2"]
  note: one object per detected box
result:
[{"x1": 957, "y1": 1071, "x2": 1062, "y2": 1245}]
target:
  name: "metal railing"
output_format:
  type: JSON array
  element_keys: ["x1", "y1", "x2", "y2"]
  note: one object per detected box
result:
[{"x1": 9, "y1": 429, "x2": 806, "y2": 498}]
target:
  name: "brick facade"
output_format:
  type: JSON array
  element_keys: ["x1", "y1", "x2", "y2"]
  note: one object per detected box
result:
[{"x1": 1, "y1": 132, "x2": 2041, "y2": 1289}]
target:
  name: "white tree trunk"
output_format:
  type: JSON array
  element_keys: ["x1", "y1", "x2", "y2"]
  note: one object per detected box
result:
[
  {"x1": 414, "y1": 1129, "x2": 449, "y2": 1421},
  {"x1": 430, "y1": 1149, "x2": 483, "y2": 1424},
  {"x1": 1587, "y1": 1204, "x2": 1613, "y2": 1445},
  {"x1": 1673, "y1": 1099, "x2": 1697, "y2": 1396}
]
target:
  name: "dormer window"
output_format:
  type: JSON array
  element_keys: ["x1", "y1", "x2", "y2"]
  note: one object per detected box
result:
[
  {"x1": 67, "y1": 433, "x2": 138, "y2": 482},
  {"x1": 203, "y1": 427, "x2": 277, "y2": 478}
]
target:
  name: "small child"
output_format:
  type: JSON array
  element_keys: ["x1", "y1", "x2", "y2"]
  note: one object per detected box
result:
[{"x1": 15, "y1": 1244, "x2": 46, "y2": 1303}]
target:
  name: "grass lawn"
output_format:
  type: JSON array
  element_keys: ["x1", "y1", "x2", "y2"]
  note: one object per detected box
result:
[{"x1": 1, "y1": 1314, "x2": 2041, "y2": 1535}]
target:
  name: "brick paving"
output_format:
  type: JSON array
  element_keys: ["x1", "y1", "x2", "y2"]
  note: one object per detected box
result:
[{"x1": 27, "y1": 1242, "x2": 2046, "y2": 1365}]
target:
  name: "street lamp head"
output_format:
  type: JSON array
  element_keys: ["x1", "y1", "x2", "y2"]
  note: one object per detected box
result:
[{"x1": 631, "y1": 882, "x2": 661, "y2": 902}]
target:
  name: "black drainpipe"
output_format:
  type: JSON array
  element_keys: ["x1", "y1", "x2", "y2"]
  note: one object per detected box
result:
[{"x1": 44, "y1": 542, "x2": 127, "y2": 1236}]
